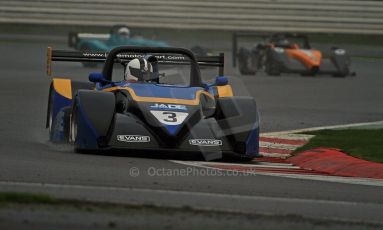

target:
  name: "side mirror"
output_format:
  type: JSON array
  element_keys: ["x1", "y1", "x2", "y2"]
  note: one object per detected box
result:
[
  {"x1": 89, "y1": 72, "x2": 109, "y2": 84},
  {"x1": 215, "y1": 76, "x2": 228, "y2": 86}
]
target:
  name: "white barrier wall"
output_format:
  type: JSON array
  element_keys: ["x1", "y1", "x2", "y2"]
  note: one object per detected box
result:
[{"x1": 0, "y1": 0, "x2": 382, "y2": 34}]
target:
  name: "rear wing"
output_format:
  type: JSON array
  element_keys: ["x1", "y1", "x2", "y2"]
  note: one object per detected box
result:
[
  {"x1": 47, "y1": 47, "x2": 224, "y2": 76},
  {"x1": 68, "y1": 32, "x2": 110, "y2": 48},
  {"x1": 232, "y1": 32, "x2": 270, "y2": 67},
  {"x1": 232, "y1": 32, "x2": 311, "y2": 67}
]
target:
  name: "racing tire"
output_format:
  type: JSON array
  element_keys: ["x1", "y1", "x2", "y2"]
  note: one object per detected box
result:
[
  {"x1": 332, "y1": 69, "x2": 349, "y2": 78},
  {"x1": 265, "y1": 59, "x2": 280, "y2": 76},
  {"x1": 50, "y1": 107, "x2": 71, "y2": 142},
  {"x1": 249, "y1": 45, "x2": 265, "y2": 75},
  {"x1": 69, "y1": 99, "x2": 87, "y2": 153},
  {"x1": 238, "y1": 47, "x2": 255, "y2": 75},
  {"x1": 70, "y1": 101, "x2": 93, "y2": 153},
  {"x1": 69, "y1": 99, "x2": 79, "y2": 146},
  {"x1": 47, "y1": 87, "x2": 71, "y2": 142},
  {"x1": 47, "y1": 87, "x2": 54, "y2": 133}
]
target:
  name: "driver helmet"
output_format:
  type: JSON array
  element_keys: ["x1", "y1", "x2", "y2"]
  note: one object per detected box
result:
[
  {"x1": 276, "y1": 38, "x2": 290, "y2": 47},
  {"x1": 125, "y1": 58, "x2": 153, "y2": 82},
  {"x1": 117, "y1": 27, "x2": 130, "y2": 39}
]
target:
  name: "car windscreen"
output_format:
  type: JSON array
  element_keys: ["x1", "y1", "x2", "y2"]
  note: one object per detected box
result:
[
  {"x1": 110, "y1": 53, "x2": 219, "y2": 86},
  {"x1": 110, "y1": 53, "x2": 190, "y2": 85}
]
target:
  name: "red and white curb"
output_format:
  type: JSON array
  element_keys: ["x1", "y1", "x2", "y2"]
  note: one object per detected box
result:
[
  {"x1": 259, "y1": 133, "x2": 314, "y2": 159},
  {"x1": 252, "y1": 133, "x2": 323, "y2": 175},
  {"x1": 171, "y1": 121, "x2": 383, "y2": 185}
]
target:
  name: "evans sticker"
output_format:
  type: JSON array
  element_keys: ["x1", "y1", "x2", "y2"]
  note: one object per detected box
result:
[
  {"x1": 189, "y1": 139, "x2": 223, "y2": 146},
  {"x1": 117, "y1": 135, "x2": 150, "y2": 143}
]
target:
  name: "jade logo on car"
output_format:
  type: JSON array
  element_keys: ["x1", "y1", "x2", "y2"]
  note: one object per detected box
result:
[{"x1": 150, "y1": 103, "x2": 187, "y2": 111}]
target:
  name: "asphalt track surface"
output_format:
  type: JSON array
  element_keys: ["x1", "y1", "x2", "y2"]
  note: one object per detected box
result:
[{"x1": 1, "y1": 36, "x2": 383, "y2": 229}]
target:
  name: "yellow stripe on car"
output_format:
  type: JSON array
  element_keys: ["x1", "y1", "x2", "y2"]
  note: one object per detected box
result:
[
  {"x1": 53, "y1": 78, "x2": 72, "y2": 99},
  {"x1": 216, "y1": 85, "x2": 233, "y2": 97}
]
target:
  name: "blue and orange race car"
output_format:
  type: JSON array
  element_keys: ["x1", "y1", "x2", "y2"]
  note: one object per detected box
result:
[{"x1": 46, "y1": 46, "x2": 259, "y2": 161}]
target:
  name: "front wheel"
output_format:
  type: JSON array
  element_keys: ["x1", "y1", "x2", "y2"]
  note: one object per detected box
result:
[
  {"x1": 69, "y1": 102, "x2": 78, "y2": 144},
  {"x1": 50, "y1": 107, "x2": 71, "y2": 142},
  {"x1": 47, "y1": 87, "x2": 54, "y2": 134},
  {"x1": 265, "y1": 59, "x2": 280, "y2": 76}
]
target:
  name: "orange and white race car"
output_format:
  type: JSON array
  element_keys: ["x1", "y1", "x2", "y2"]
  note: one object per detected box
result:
[{"x1": 233, "y1": 32, "x2": 354, "y2": 77}]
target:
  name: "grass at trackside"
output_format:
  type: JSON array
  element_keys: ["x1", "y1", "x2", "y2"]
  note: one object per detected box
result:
[
  {"x1": 0, "y1": 192, "x2": 57, "y2": 204},
  {"x1": 294, "y1": 129, "x2": 383, "y2": 163}
]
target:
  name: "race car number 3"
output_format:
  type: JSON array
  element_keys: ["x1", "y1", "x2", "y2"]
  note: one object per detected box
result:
[
  {"x1": 150, "y1": 111, "x2": 188, "y2": 125},
  {"x1": 163, "y1": 112, "x2": 177, "y2": 122}
]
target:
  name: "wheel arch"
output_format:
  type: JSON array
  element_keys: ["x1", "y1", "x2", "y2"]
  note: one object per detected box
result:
[{"x1": 71, "y1": 90, "x2": 116, "y2": 149}]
